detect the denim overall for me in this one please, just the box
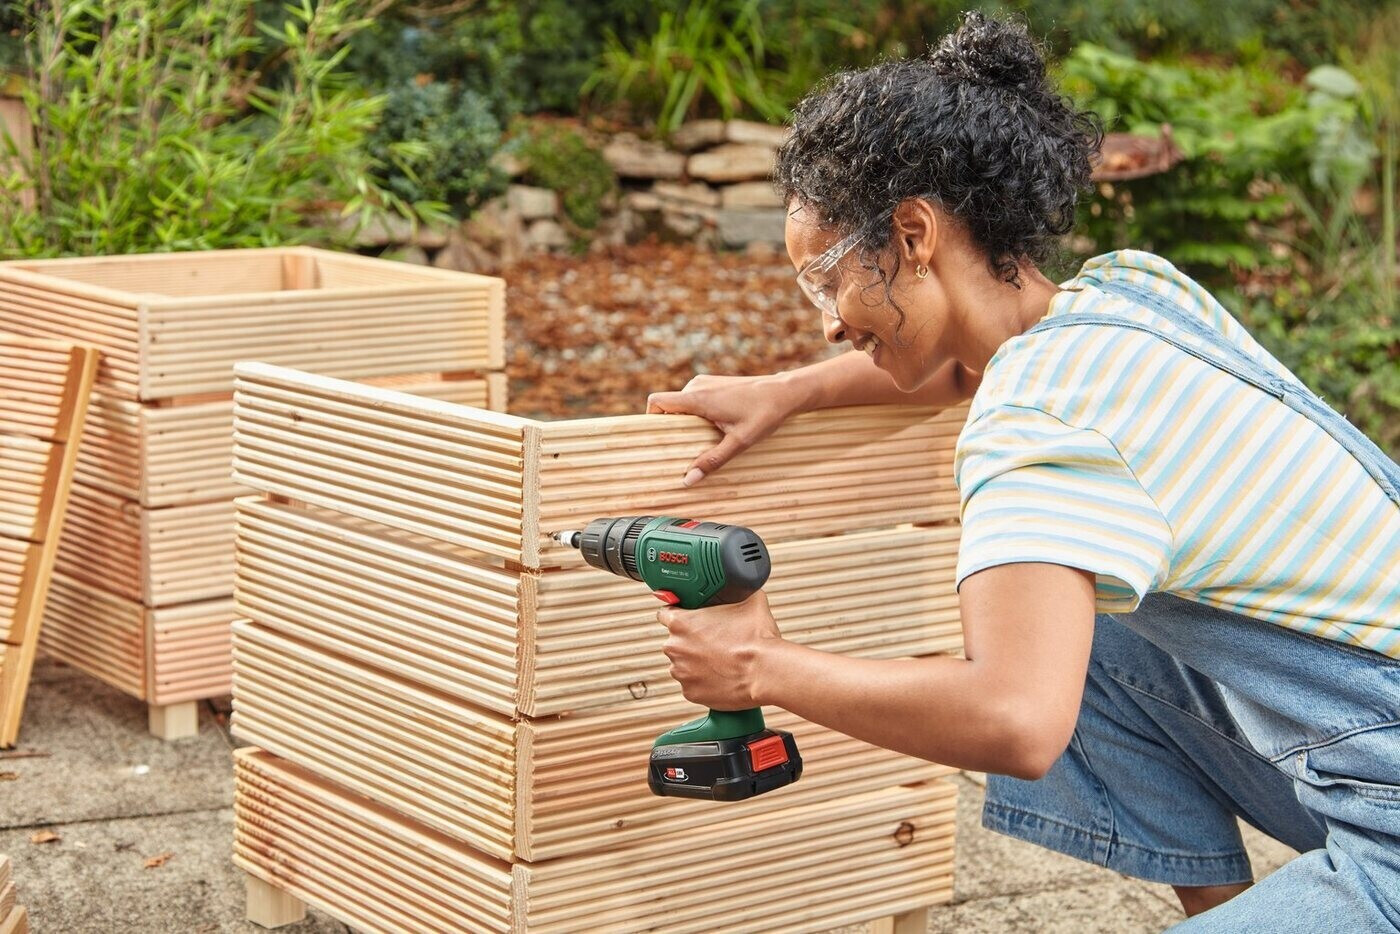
[981,281,1400,931]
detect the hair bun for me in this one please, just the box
[928,11,1047,95]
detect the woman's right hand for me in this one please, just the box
[646,373,802,486]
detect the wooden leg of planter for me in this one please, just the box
[147,701,198,740]
[246,874,306,928]
[871,907,928,934]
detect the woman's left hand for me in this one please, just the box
[657,591,784,709]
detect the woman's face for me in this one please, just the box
[785,203,953,392]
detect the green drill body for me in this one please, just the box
[554,516,803,800]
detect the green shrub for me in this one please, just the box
[1061,45,1371,274]
[0,0,442,258]
[368,80,507,218]
[513,122,616,230]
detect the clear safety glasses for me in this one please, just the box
[795,231,862,322]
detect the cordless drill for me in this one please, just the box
[551,516,803,801]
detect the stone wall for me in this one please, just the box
[357,119,792,273]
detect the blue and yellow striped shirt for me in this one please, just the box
[955,250,1400,657]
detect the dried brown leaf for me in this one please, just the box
[29,830,60,844]
[144,852,173,869]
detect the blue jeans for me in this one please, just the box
[985,594,1400,931]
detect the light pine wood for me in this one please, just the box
[0,905,25,934]
[231,363,966,569]
[234,749,956,934]
[38,572,235,704]
[870,908,929,934]
[147,700,198,740]
[0,248,502,400]
[0,336,98,747]
[245,872,306,928]
[231,620,954,862]
[235,498,963,718]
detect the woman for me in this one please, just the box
[646,12,1400,931]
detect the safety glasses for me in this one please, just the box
[795,231,862,322]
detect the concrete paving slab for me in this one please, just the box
[930,881,1186,932]
[0,807,347,933]
[0,673,232,828]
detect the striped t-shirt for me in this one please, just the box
[954,249,1400,657]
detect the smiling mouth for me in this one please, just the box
[856,335,881,358]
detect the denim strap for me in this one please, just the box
[1025,280,1400,508]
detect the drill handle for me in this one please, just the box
[654,707,766,746]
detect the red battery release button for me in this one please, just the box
[653,590,681,605]
[747,734,790,772]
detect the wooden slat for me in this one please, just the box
[0,248,503,400]
[231,364,966,569]
[37,572,146,700]
[234,748,954,934]
[232,364,534,561]
[0,337,99,746]
[0,333,93,442]
[235,500,962,717]
[147,598,236,704]
[54,486,235,606]
[75,376,497,508]
[231,620,952,862]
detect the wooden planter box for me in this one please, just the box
[0,247,508,737]
[230,364,967,928]
[0,247,504,400]
[235,749,956,934]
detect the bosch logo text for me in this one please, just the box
[658,551,689,565]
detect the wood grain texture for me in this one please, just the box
[235,748,955,934]
[231,620,953,862]
[232,363,966,569]
[0,336,98,746]
[235,499,962,717]
[0,248,503,399]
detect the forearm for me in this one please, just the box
[754,640,1041,777]
[772,350,977,413]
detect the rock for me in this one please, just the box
[381,244,430,265]
[603,136,685,179]
[463,198,509,250]
[433,230,500,274]
[725,120,790,149]
[526,218,571,251]
[507,184,559,221]
[720,181,783,209]
[652,181,721,208]
[687,144,775,183]
[412,223,451,250]
[717,208,786,248]
[491,150,526,178]
[661,208,706,239]
[348,213,415,247]
[623,190,663,213]
[670,119,727,151]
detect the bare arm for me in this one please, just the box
[776,350,981,412]
[658,562,1096,777]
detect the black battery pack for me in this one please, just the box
[648,728,803,801]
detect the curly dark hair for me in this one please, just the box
[775,11,1102,300]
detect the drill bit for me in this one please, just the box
[550,530,583,548]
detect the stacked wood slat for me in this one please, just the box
[230,365,968,932]
[0,248,505,736]
[0,855,28,934]
[0,333,98,747]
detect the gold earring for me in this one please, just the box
[916,264,930,279]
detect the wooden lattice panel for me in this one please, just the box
[0,248,504,400]
[234,748,956,934]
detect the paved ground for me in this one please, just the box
[1,659,1297,933]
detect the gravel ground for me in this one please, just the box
[503,241,840,418]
